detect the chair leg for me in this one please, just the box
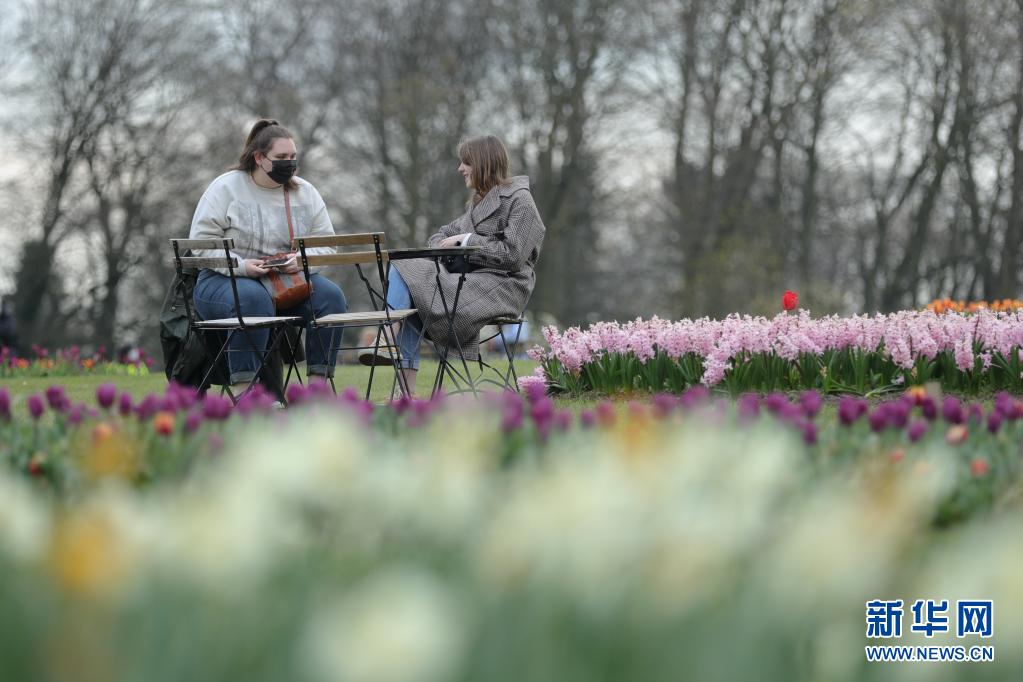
[309,322,339,395]
[279,325,304,394]
[499,325,522,391]
[365,325,383,401]
[225,324,288,405]
[199,329,234,396]
[381,322,412,398]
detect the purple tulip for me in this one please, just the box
[27,394,45,420]
[0,387,10,421]
[532,397,556,440]
[308,380,334,400]
[920,396,937,421]
[554,410,572,431]
[907,420,929,443]
[407,399,432,428]
[529,396,554,425]
[341,386,362,403]
[354,400,374,424]
[652,393,678,418]
[501,402,524,432]
[286,383,309,406]
[737,394,760,422]
[801,420,818,445]
[886,400,911,429]
[202,395,233,421]
[595,401,616,427]
[774,402,804,427]
[184,412,203,433]
[45,385,69,412]
[579,410,596,428]
[236,388,274,416]
[392,395,412,416]
[838,397,867,426]
[764,392,789,415]
[987,410,1004,434]
[134,395,159,421]
[96,383,117,409]
[994,391,1014,418]
[942,397,964,424]
[799,391,823,418]
[119,393,134,417]
[968,403,984,425]
[868,406,888,433]
[521,380,546,403]
[680,385,710,409]
[67,404,85,426]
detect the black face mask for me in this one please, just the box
[265,159,297,184]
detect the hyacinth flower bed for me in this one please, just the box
[0,345,154,378]
[532,309,1023,397]
[0,383,1021,680]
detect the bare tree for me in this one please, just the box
[494,0,633,325]
[11,0,205,347]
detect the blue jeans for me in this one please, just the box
[194,270,347,383]
[386,267,424,370]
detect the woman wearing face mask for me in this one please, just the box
[360,135,545,395]
[189,118,347,393]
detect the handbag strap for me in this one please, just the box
[280,186,307,289]
[283,186,296,241]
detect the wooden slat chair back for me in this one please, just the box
[292,232,417,398]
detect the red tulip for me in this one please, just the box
[782,290,799,311]
[970,457,989,477]
[154,411,176,437]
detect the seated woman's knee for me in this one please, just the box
[235,278,275,316]
[311,274,347,314]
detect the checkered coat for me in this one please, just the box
[391,176,545,360]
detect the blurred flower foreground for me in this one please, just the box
[1,385,1022,681]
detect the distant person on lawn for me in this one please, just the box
[188,119,347,393]
[0,297,17,352]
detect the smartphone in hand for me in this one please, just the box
[262,255,296,269]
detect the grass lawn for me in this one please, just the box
[0,359,540,408]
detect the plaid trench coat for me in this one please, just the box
[391,176,545,361]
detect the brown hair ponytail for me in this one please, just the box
[233,118,298,190]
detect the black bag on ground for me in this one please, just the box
[159,268,223,389]
[159,269,305,398]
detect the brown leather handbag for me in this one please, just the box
[265,187,311,310]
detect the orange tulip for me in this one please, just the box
[970,457,990,477]
[153,411,175,436]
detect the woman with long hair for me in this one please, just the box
[360,135,546,395]
[188,119,347,393]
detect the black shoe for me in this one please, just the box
[358,347,397,367]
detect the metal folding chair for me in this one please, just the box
[170,238,303,404]
[293,232,418,399]
[475,316,526,391]
[426,315,526,395]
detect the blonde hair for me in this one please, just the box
[458,135,510,205]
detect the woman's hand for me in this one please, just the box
[439,233,471,248]
[279,253,301,274]
[245,259,270,277]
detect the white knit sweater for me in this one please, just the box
[188,170,336,276]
